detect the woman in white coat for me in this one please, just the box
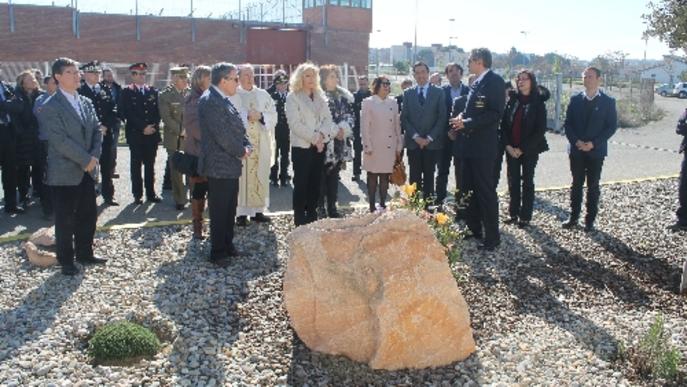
[361,76,403,212]
[285,62,338,226]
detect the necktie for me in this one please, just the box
[418,87,425,106]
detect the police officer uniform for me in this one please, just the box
[78,60,120,205]
[268,72,291,186]
[118,62,162,204]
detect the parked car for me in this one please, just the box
[672,82,687,98]
[655,83,674,97]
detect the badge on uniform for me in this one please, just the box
[475,95,486,109]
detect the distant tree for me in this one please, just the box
[416,49,435,67]
[393,61,410,74]
[643,0,687,54]
[680,69,687,82]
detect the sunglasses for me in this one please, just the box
[380,81,391,86]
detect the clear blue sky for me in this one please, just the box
[13,0,674,60]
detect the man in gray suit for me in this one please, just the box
[37,57,106,276]
[401,61,447,203]
[198,63,252,268]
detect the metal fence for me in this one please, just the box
[4,0,303,23]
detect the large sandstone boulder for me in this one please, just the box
[284,209,476,370]
[24,227,57,267]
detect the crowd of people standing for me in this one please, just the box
[3,46,685,275]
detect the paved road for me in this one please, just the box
[1,95,684,239]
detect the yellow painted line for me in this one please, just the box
[0,174,679,245]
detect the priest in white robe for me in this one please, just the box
[235,64,277,225]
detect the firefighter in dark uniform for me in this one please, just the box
[268,70,291,186]
[119,62,162,204]
[78,60,120,206]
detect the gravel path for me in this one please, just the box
[0,178,685,385]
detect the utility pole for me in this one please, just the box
[413,0,418,63]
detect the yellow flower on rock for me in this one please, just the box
[403,183,417,197]
[435,212,449,225]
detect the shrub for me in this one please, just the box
[634,314,682,380]
[88,321,161,365]
[617,99,666,128]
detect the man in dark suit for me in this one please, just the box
[396,78,413,116]
[401,61,447,202]
[0,77,23,214]
[78,60,120,206]
[268,70,291,186]
[669,108,687,232]
[452,48,506,251]
[436,63,470,204]
[562,67,617,232]
[37,57,106,275]
[198,63,252,267]
[102,67,122,179]
[352,75,371,182]
[118,62,162,205]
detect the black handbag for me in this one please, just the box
[172,150,198,176]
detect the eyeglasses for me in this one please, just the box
[380,81,391,86]
[131,71,146,76]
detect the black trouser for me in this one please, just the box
[569,153,604,225]
[53,174,97,265]
[494,142,506,189]
[436,138,454,203]
[100,134,115,201]
[462,157,500,244]
[111,125,120,174]
[352,125,362,177]
[39,141,52,216]
[292,146,325,226]
[0,124,18,209]
[129,142,158,199]
[506,153,539,221]
[270,125,290,182]
[407,148,439,203]
[191,180,209,200]
[319,162,341,215]
[678,153,687,225]
[17,155,42,203]
[207,177,239,260]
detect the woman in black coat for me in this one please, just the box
[500,69,549,228]
[13,71,42,208]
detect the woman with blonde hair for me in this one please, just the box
[285,62,337,226]
[183,65,212,239]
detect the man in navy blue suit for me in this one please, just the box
[452,48,505,251]
[436,63,470,204]
[562,67,617,232]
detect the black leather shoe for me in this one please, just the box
[4,206,25,214]
[352,175,360,182]
[270,179,279,186]
[667,222,687,232]
[478,240,501,251]
[228,247,245,257]
[112,173,120,179]
[236,216,248,227]
[463,232,483,240]
[77,256,107,265]
[133,198,143,205]
[104,199,120,206]
[61,264,80,276]
[280,178,289,187]
[147,196,162,203]
[517,220,530,229]
[504,217,518,225]
[251,213,271,223]
[561,218,579,229]
[175,203,186,211]
[584,223,595,233]
[211,257,231,268]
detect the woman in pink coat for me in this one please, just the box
[361,75,403,212]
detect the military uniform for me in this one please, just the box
[78,60,120,205]
[158,67,190,208]
[118,62,162,203]
[268,73,290,186]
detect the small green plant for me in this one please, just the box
[391,183,468,274]
[88,321,161,365]
[634,314,682,380]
